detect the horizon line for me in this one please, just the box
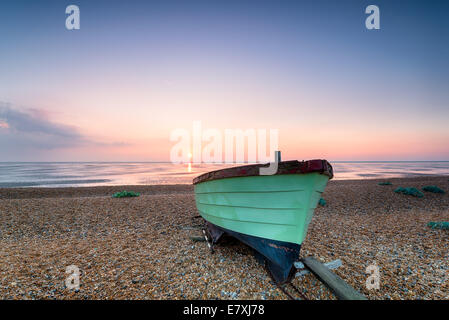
[1,160,449,164]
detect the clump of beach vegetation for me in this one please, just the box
[422,186,445,194]
[318,198,326,206]
[427,222,449,230]
[394,187,424,198]
[112,191,140,198]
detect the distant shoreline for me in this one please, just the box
[0,175,448,198]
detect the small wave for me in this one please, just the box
[0,179,111,188]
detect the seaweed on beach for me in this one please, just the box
[422,186,445,194]
[378,182,392,186]
[427,222,449,230]
[318,198,326,206]
[394,187,424,198]
[112,191,140,198]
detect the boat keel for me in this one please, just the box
[204,222,301,284]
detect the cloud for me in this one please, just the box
[0,103,129,159]
[2,103,81,135]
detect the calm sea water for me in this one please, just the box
[0,162,448,188]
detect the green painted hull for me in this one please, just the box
[194,172,330,245]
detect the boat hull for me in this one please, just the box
[194,172,329,245]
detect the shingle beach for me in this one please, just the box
[0,176,448,300]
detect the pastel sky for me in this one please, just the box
[0,0,448,161]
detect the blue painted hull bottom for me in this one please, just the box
[205,221,301,284]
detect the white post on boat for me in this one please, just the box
[259,150,281,175]
[275,150,281,162]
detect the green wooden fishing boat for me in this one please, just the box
[193,158,333,284]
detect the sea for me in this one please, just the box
[0,162,448,188]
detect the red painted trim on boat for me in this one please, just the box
[193,160,333,185]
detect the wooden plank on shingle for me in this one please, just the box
[302,256,367,300]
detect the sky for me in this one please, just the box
[0,0,448,162]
